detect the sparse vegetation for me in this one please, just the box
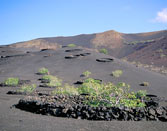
[4,77,19,86]
[67,44,76,47]
[82,70,91,77]
[160,54,166,58]
[42,75,53,82]
[125,39,155,45]
[99,48,108,54]
[38,67,49,75]
[45,75,62,87]
[51,76,146,108]
[156,49,163,53]
[18,84,36,93]
[78,79,146,107]
[111,70,123,78]
[52,84,79,95]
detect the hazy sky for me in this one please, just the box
[0,0,167,45]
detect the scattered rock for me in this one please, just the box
[7,91,26,95]
[80,53,91,56]
[65,49,83,52]
[74,81,83,85]
[96,58,114,62]
[39,84,57,88]
[40,49,51,52]
[15,95,167,121]
[65,55,79,59]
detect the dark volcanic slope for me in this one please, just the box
[126,36,167,67]
[10,30,167,68]
[0,46,167,97]
[0,46,167,130]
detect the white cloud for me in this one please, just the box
[154,8,167,23]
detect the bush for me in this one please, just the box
[111,70,123,78]
[4,77,19,86]
[67,44,76,47]
[38,67,49,75]
[52,84,79,95]
[42,75,53,82]
[18,84,36,93]
[82,70,91,77]
[99,48,108,54]
[160,54,166,58]
[45,76,62,87]
[78,79,146,107]
[50,77,147,108]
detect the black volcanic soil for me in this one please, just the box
[0,45,167,131]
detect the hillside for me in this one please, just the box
[9,30,167,68]
[0,45,167,130]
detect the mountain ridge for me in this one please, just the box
[9,29,167,68]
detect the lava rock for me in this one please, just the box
[65,55,79,59]
[7,91,26,95]
[96,58,114,62]
[65,49,83,52]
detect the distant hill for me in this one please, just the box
[10,30,167,67]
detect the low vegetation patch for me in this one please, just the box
[67,44,76,47]
[111,70,123,78]
[52,84,79,95]
[18,84,36,93]
[4,77,19,86]
[41,75,53,82]
[99,48,108,54]
[82,70,91,77]
[160,54,166,58]
[124,39,155,45]
[40,75,62,87]
[50,77,146,108]
[38,67,49,75]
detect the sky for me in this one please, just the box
[0,0,167,45]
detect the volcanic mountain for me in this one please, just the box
[10,30,167,68]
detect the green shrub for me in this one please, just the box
[38,67,49,75]
[50,76,147,108]
[42,75,54,82]
[4,77,19,86]
[82,70,91,77]
[111,70,123,78]
[157,49,163,53]
[136,90,146,99]
[67,44,76,47]
[52,84,79,95]
[45,76,62,87]
[99,48,108,54]
[78,78,102,95]
[160,54,166,58]
[18,84,36,93]
[78,79,146,107]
